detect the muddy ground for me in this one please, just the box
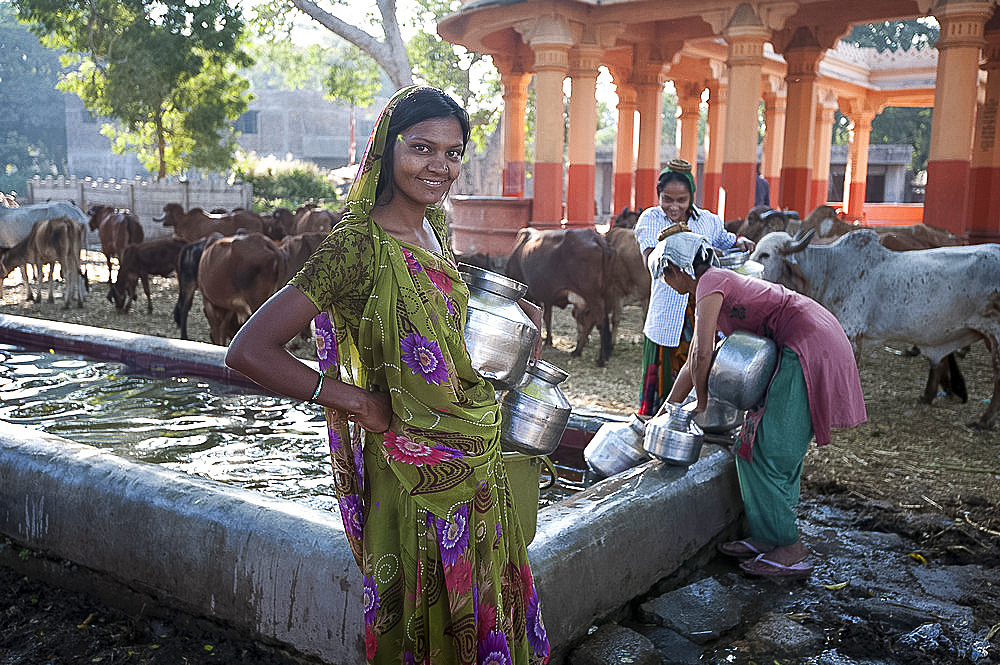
[1,250,998,664]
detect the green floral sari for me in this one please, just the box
[289,86,549,665]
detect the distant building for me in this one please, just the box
[64,89,384,179]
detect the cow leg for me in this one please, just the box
[20,265,35,302]
[173,284,197,340]
[543,305,554,346]
[921,359,945,404]
[972,337,1000,429]
[141,275,153,314]
[106,255,114,284]
[45,262,56,303]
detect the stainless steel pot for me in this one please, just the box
[499,360,572,456]
[693,396,744,434]
[707,331,778,410]
[583,413,650,478]
[460,264,539,389]
[717,248,750,270]
[643,413,704,466]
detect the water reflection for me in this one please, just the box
[0,344,575,511]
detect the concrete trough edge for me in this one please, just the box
[0,313,741,663]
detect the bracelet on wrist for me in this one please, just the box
[309,371,325,402]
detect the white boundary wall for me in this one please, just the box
[25,175,252,243]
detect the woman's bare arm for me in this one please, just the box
[226,285,391,433]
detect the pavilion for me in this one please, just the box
[438,0,1000,244]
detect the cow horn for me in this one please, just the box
[783,229,815,254]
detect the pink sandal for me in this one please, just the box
[739,554,814,580]
[717,539,774,558]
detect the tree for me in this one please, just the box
[325,45,382,164]
[14,0,254,180]
[0,3,67,194]
[843,19,938,52]
[284,0,413,89]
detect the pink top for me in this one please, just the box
[697,268,867,445]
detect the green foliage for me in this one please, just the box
[843,19,938,52]
[871,107,933,172]
[13,0,253,179]
[0,4,67,195]
[246,41,337,91]
[325,45,382,109]
[232,152,341,211]
[405,0,500,153]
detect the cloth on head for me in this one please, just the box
[649,230,719,279]
[660,157,696,195]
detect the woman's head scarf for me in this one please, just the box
[345,84,420,214]
[649,225,719,279]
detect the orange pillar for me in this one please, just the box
[809,99,837,212]
[677,82,702,168]
[499,69,531,197]
[703,79,727,213]
[924,3,992,236]
[778,45,823,215]
[566,47,601,226]
[612,83,637,213]
[969,26,1000,244]
[843,109,874,220]
[530,39,570,227]
[635,76,664,209]
[762,88,785,200]
[721,26,768,220]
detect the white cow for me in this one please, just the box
[750,228,1000,429]
[0,201,89,248]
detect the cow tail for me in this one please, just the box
[600,237,614,364]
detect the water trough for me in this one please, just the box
[0,313,742,664]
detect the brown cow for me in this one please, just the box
[505,227,614,366]
[110,238,186,313]
[278,231,329,284]
[87,205,144,284]
[604,226,650,337]
[155,203,264,242]
[0,216,85,308]
[197,232,285,345]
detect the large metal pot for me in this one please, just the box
[460,264,539,389]
[583,413,650,478]
[708,331,779,410]
[643,413,704,466]
[499,360,572,456]
[693,396,744,434]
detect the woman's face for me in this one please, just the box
[658,181,691,223]
[390,116,465,207]
[661,263,695,294]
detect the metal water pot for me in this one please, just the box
[460,264,539,389]
[499,360,572,456]
[708,331,779,410]
[584,413,650,478]
[643,412,704,466]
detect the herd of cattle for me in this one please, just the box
[0,199,997,429]
[0,201,342,346]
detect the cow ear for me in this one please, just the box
[782,260,810,293]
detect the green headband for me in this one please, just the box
[659,158,696,195]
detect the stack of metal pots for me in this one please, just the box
[459,264,572,456]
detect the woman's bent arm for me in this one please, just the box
[226,285,391,433]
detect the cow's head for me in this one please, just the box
[749,230,814,293]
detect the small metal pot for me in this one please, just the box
[584,413,650,478]
[643,413,704,466]
[708,331,778,410]
[498,360,572,456]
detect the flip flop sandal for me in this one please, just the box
[717,539,774,558]
[739,554,814,580]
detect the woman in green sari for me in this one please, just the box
[226,86,549,664]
